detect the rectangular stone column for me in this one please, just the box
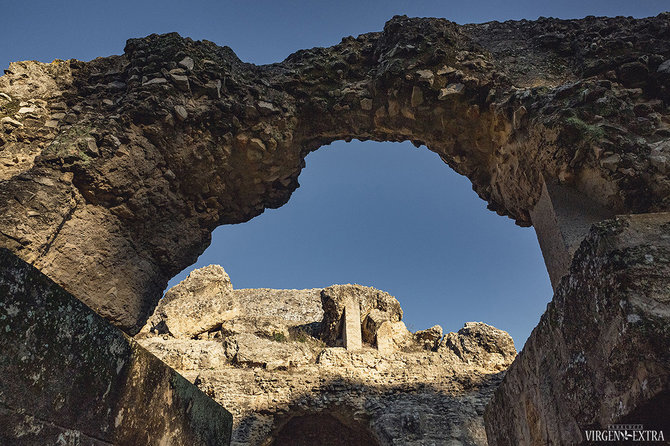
[530,179,613,289]
[343,298,362,351]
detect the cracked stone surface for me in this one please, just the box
[0,248,232,446]
[485,213,670,444]
[1,14,670,332]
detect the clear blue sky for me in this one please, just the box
[2,1,666,347]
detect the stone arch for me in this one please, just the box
[0,14,668,333]
[265,411,381,446]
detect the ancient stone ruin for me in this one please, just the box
[1,11,669,445]
[137,266,516,445]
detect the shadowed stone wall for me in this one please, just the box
[530,179,614,287]
[485,213,670,444]
[0,248,232,446]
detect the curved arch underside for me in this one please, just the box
[0,14,669,332]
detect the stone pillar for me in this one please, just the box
[342,297,362,351]
[485,213,670,444]
[530,179,613,289]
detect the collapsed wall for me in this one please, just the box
[136,267,516,445]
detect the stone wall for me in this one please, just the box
[484,213,670,444]
[0,248,232,445]
[137,267,516,445]
[1,12,669,444]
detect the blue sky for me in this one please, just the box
[2,1,667,346]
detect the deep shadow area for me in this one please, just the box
[269,413,381,446]
[619,389,670,432]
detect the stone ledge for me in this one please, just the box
[0,248,232,445]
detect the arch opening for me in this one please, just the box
[165,139,553,347]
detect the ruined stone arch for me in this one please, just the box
[2,12,670,446]
[1,14,668,335]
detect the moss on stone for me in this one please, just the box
[564,116,605,143]
[0,99,20,117]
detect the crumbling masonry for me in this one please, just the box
[1,12,670,445]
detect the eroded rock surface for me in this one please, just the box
[440,322,517,370]
[320,284,403,346]
[137,266,516,445]
[485,213,670,444]
[2,14,670,332]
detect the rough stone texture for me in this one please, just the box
[0,248,232,446]
[321,284,403,346]
[485,213,670,445]
[530,179,615,288]
[376,320,414,354]
[439,322,518,370]
[140,264,237,338]
[221,288,324,343]
[415,324,444,351]
[137,268,517,445]
[2,14,670,332]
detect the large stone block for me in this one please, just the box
[342,297,363,351]
[140,264,238,339]
[485,213,670,444]
[320,284,402,347]
[0,248,232,445]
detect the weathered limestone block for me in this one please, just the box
[223,333,316,370]
[376,320,413,354]
[485,213,670,445]
[342,297,363,351]
[141,264,238,338]
[414,324,443,351]
[321,284,403,346]
[361,308,392,345]
[0,248,232,446]
[141,276,325,343]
